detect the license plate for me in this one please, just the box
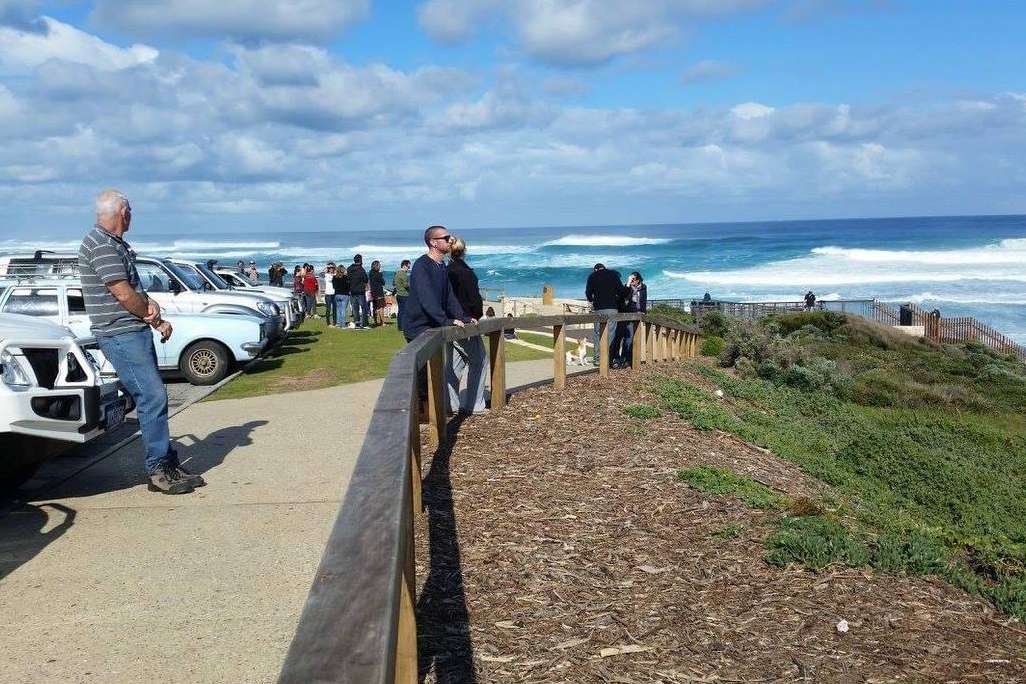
[104,401,125,430]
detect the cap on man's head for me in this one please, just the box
[594,263,605,270]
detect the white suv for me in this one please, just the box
[0,253,286,341]
[1,313,133,488]
[171,260,300,331]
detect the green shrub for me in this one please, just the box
[700,335,725,357]
[677,466,787,509]
[712,523,744,540]
[769,311,848,337]
[765,515,870,570]
[648,304,695,326]
[698,310,729,337]
[623,403,662,419]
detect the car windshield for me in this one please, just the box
[195,264,231,290]
[164,260,206,291]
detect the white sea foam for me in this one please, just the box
[664,236,1026,288]
[898,292,1026,306]
[541,234,672,247]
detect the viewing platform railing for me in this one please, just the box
[276,312,700,683]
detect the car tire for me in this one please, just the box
[180,340,230,386]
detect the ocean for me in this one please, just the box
[3,214,1026,342]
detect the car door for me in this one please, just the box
[63,285,93,338]
[135,260,194,314]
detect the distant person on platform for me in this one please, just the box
[393,259,411,333]
[246,261,259,284]
[347,254,370,329]
[804,290,817,311]
[446,235,487,415]
[236,259,246,275]
[79,189,203,495]
[369,260,387,327]
[585,263,627,366]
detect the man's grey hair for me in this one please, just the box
[95,189,129,218]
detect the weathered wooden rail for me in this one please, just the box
[276,312,701,683]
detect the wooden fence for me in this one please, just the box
[276,312,701,683]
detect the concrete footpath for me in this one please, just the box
[0,358,589,684]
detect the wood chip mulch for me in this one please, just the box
[414,363,1026,683]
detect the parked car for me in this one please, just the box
[214,267,305,315]
[171,259,301,330]
[0,253,286,341]
[1,313,134,488]
[0,279,273,386]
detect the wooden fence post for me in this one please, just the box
[394,531,417,684]
[650,324,660,363]
[672,330,681,360]
[553,323,566,390]
[408,399,422,515]
[631,319,644,370]
[426,348,446,448]
[599,318,610,378]
[489,331,506,411]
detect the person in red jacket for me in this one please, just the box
[303,264,319,319]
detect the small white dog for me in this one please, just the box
[566,337,589,365]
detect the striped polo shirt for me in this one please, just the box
[78,225,149,338]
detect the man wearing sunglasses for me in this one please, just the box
[401,225,468,343]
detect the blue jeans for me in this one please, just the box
[446,337,487,413]
[323,293,336,325]
[351,294,369,327]
[592,308,619,365]
[334,294,350,326]
[96,328,171,474]
[613,321,636,365]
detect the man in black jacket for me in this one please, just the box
[347,254,370,329]
[585,263,626,366]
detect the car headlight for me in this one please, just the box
[257,300,277,316]
[1,349,33,388]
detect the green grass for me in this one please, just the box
[656,347,1026,619]
[623,403,662,419]
[209,307,550,401]
[712,523,744,540]
[677,465,787,510]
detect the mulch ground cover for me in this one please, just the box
[414,362,1026,683]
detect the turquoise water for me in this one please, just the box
[5,214,1026,341]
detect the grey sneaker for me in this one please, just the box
[172,464,206,488]
[147,464,194,495]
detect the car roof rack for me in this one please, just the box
[0,262,82,283]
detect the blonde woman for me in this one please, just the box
[445,235,487,414]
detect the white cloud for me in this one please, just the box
[0,16,157,72]
[93,0,370,43]
[731,102,775,119]
[418,0,768,65]
[681,59,741,83]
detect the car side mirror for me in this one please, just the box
[169,279,182,295]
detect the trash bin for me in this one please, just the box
[899,304,913,326]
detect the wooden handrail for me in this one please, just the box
[277,313,700,683]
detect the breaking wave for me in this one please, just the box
[541,234,672,247]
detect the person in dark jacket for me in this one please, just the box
[332,265,350,328]
[347,254,370,329]
[445,236,487,414]
[585,263,627,366]
[402,226,467,409]
[369,260,387,327]
[612,271,648,368]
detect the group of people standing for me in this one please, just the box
[585,263,648,368]
[288,256,410,330]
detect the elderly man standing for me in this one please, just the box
[78,189,203,494]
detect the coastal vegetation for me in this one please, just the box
[663,311,1026,619]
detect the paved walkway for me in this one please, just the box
[0,359,589,683]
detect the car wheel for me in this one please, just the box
[180,340,230,386]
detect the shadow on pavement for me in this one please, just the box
[18,420,269,502]
[416,414,477,684]
[0,502,76,582]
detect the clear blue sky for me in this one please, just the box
[1,1,1025,235]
